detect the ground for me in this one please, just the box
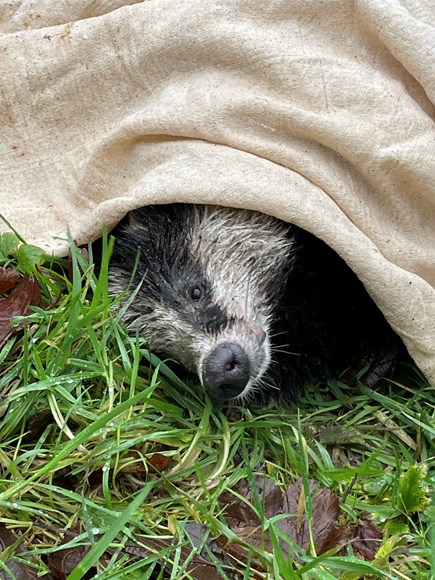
[0,233,433,579]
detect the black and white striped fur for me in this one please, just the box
[109,204,392,405]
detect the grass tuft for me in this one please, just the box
[0,233,433,578]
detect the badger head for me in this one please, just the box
[109,204,294,402]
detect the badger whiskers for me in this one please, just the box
[270,345,301,357]
[109,202,395,405]
[109,203,293,402]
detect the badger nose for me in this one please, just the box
[202,343,250,400]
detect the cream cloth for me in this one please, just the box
[1,0,434,381]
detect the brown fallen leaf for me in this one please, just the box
[147,452,173,473]
[0,270,41,348]
[220,476,384,565]
[46,525,236,580]
[0,524,56,579]
[324,518,382,560]
[340,336,403,389]
[220,477,340,558]
[0,266,19,294]
[181,523,239,579]
[113,451,173,475]
[351,520,382,560]
[47,543,100,580]
[361,338,402,388]
[48,475,379,578]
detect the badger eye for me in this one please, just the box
[190,285,203,300]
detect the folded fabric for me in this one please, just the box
[0,0,434,381]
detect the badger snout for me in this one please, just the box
[202,343,251,400]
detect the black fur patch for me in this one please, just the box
[111,204,229,333]
[109,203,402,405]
[266,227,396,400]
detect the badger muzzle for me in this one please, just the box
[202,342,251,399]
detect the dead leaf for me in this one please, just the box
[0,267,19,294]
[115,451,173,476]
[46,524,236,580]
[362,338,402,388]
[323,518,382,560]
[220,476,384,566]
[351,520,382,560]
[221,477,340,557]
[47,543,100,579]
[0,271,41,348]
[147,452,172,472]
[340,336,403,388]
[0,524,52,579]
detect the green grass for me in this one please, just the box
[0,235,433,579]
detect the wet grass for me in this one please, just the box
[0,236,433,579]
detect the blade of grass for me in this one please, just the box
[66,480,155,580]
[0,386,155,500]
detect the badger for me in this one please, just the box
[109,204,394,404]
